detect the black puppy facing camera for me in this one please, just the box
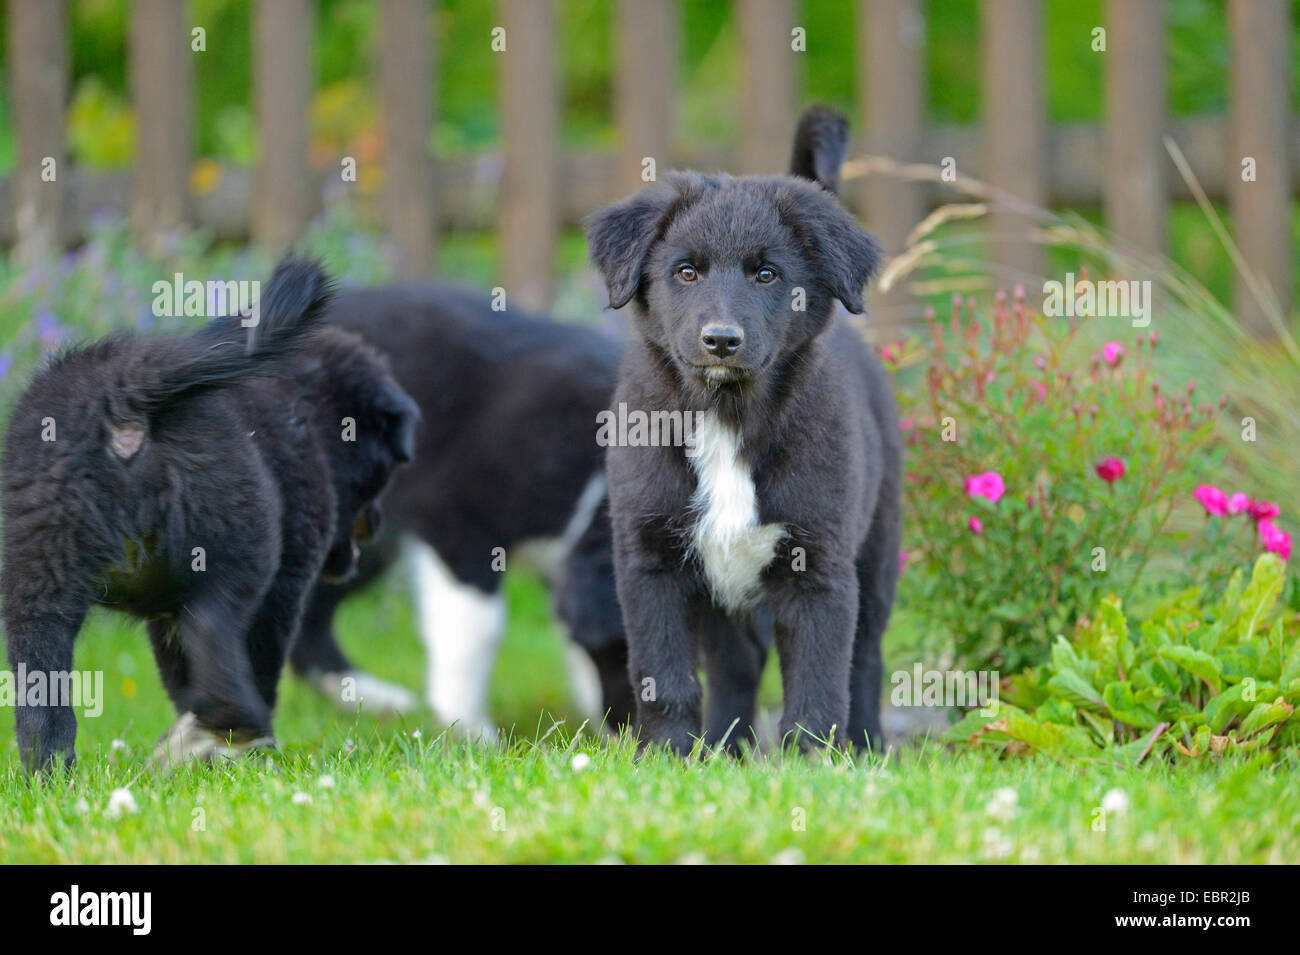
[1,258,417,770]
[585,108,902,755]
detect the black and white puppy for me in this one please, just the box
[287,284,638,736]
[584,108,901,754]
[1,259,418,770]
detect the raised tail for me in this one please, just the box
[788,105,850,196]
[129,257,334,415]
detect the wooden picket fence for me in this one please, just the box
[2,0,1294,329]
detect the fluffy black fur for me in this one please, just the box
[584,107,902,754]
[1,258,418,770]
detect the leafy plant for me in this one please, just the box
[944,554,1300,762]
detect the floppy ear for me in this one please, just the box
[378,379,419,463]
[583,185,680,310]
[785,186,882,315]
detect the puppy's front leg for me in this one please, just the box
[6,609,87,771]
[617,565,700,755]
[770,578,857,752]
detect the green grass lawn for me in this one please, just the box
[2,570,1298,864]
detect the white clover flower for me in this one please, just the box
[981,826,1012,860]
[985,786,1018,822]
[1101,788,1130,816]
[771,848,804,865]
[291,791,312,806]
[318,774,336,789]
[110,739,128,752]
[106,788,137,818]
[570,752,591,772]
[74,797,91,815]
[410,729,422,740]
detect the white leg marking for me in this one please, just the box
[310,669,418,717]
[407,539,506,740]
[689,413,784,612]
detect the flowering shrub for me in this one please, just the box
[896,284,1272,672]
[944,554,1300,761]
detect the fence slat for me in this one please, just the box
[1105,0,1166,259]
[130,0,192,251]
[499,0,560,311]
[1229,0,1292,336]
[738,0,796,175]
[7,0,67,263]
[615,0,677,197]
[379,0,435,277]
[982,0,1045,283]
[253,0,313,252]
[861,0,924,330]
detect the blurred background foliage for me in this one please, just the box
[0,0,1293,308]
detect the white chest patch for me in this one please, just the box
[688,413,785,612]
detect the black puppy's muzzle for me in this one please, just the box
[320,503,383,583]
[700,324,744,358]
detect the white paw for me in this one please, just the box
[154,712,275,767]
[311,669,419,716]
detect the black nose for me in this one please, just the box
[701,325,744,358]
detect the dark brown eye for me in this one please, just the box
[677,264,698,282]
[756,266,777,284]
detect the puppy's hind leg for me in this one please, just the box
[847,502,902,755]
[154,576,275,766]
[407,539,505,741]
[5,603,89,772]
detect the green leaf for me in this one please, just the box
[1102,681,1161,730]
[1234,553,1286,642]
[1160,645,1223,693]
[1238,697,1295,738]
[1046,668,1105,709]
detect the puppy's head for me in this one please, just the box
[584,171,880,391]
[309,327,419,582]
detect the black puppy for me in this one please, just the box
[287,283,637,735]
[1,259,418,770]
[584,108,901,754]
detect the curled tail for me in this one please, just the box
[129,257,334,415]
[788,105,849,196]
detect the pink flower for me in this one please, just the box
[1095,458,1125,483]
[1103,342,1126,367]
[965,471,1006,504]
[969,516,983,534]
[881,342,902,364]
[1193,485,1229,516]
[1029,380,1047,402]
[1247,499,1280,522]
[898,551,910,572]
[1228,492,1249,515]
[1259,519,1291,560]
